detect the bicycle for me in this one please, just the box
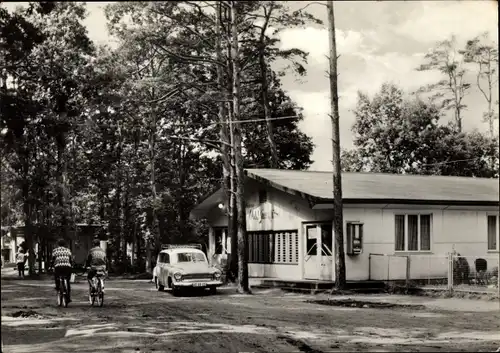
[88,269,105,307]
[56,274,70,308]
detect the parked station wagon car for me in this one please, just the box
[153,244,223,295]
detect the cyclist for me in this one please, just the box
[51,238,73,302]
[85,239,107,293]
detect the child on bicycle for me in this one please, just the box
[85,239,107,293]
[51,238,74,302]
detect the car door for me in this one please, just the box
[155,254,162,281]
[160,253,171,284]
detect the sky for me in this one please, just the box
[4,1,499,171]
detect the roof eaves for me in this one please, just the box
[318,198,500,206]
[245,170,325,208]
[195,186,224,208]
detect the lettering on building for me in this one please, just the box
[246,206,278,223]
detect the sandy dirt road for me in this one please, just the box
[2,275,500,353]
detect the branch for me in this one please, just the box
[146,86,182,104]
[130,48,159,76]
[170,136,230,150]
[154,42,226,68]
[178,91,219,119]
[476,62,490,102]
[295,2,327,12]
[149,6,218,52]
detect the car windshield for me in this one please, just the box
[177,252,206,263]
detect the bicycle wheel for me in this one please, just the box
[89,282,95,306]
[61,278,68,308]
[97,278,104,307]
[57,278,63,307]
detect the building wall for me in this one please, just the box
[1,235,25,263]
[205,180,499,282]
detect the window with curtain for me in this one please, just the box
[395,215,405,251]
[395,214,432,252]
[487,215,498,251]
[420,215,431,251]
[408,215,418,251]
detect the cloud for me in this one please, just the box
[396,1,498,45]
[279,27,368,63]
[277,25,448,171]
[288,90,353,171]
[339,52,442,106]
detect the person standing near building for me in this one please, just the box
[16,248,27,278]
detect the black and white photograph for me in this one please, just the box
[1,1,499,352]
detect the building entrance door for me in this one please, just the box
[303,223,334,281]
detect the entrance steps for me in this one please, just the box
[250,277,386,294]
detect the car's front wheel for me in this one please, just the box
[172,285,181,297]
[157,278,165,292]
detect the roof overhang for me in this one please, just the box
[312,199,500,210]
[244,170,321,208]
[190,171,500,219]
[190,188,226,220]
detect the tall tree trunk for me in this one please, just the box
[148,116,159,273]
[216,2,237,280]
[259,51,278,169]
[131,221,137,269]
[117,122,127,265]
[122,181,129,266]
[258,5,279,169]
[38,238,43,274]
[226,4,239,279]
[487,63,494,137]
[21,148,35,276]
[115,170,123,264]
[327,0,346,290]
[178,142,187,240]
[230,1,250,294]
[23,209,35,276]
[146,241,152,274]
[56,131,69,240]
[229,169,238,279]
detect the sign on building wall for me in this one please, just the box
[246,204,278,223]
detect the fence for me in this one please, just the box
[369,253,499,295]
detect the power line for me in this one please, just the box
[73,113,317,129]
[203,114,303,126]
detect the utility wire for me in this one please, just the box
[71,113,317,129]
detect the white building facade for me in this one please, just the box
[191,169,500,283]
